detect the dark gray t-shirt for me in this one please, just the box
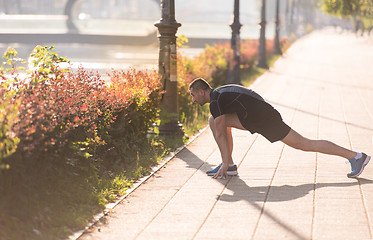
[209,84,266,120]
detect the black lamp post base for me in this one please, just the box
[148,121,184,137]
[159,121,184,136]
[256,61,269,69]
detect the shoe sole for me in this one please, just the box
[207,170,238,176]
[348,155,371,178]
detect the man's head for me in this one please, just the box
[189,78,212,106]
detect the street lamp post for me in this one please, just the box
[64,0,79,33]
[154,0,184,136]
[230,0,242,85]
[274,0,282,55]
[257,0,269,69]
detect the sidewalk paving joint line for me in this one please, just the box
[134,149,216,240]
[340,85,373,238]
[250,143,286,240]
[357,80,373,238]
[192,135,259,240]
[311,90,321,240]
[251,84,307,240]
[192,173,232,240]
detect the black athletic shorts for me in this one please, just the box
[235,95,291,143]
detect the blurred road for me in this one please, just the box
[0,15,276,74]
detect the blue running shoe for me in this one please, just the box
[348,157,356,172]
[347,153,371,178]
[206,163,238,176]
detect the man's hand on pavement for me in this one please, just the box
[213,162,229,179]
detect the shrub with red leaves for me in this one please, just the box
[13,67,161,153]
[0,46,162,158]
[106,68,162,140]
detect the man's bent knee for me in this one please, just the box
[209,114,245,131]
[225,113,245,130]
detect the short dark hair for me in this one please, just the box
[189,78,212,91]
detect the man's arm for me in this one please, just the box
[213,115,233,179]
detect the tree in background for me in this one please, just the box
[285,0,321,39]
[321,0,373,35]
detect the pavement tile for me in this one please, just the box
[254,223,312,240]
[313,223,370,240]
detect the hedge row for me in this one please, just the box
[0,38,290,168]
[0,46,162,168]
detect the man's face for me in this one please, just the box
[190,88,206,106]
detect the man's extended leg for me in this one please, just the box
[281,129,371,178]
[281,129,356,159]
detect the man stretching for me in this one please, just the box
[189,78,370,179]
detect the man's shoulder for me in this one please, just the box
[214,84,265,101]
[210,85,243,104]
[215,84,244,91]
[214,84,253,96]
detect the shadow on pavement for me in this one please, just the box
[220,176,373,203]
[178,147,373,240]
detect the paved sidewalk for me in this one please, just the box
[78,29,373,240]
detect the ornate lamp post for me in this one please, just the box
[230,0,242,85]
[274,0,282,55]
[257,0,269,69]
[154,0,184,136]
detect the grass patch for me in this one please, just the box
[181,105,210,138]
[0,137,171,240]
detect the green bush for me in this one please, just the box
[0,47,23,169]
